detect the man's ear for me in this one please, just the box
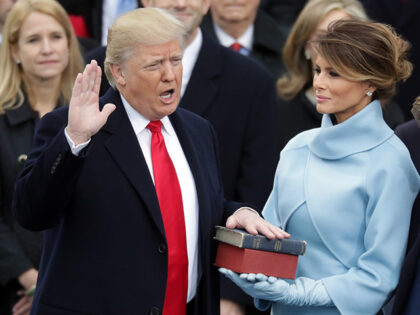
[109,63,126,87]
[141,0,151,7]
[202,0,211,15]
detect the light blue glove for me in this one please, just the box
[219,268,333,307]
[219,268,259,297]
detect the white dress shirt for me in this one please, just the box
[65,94,199,302]
[213,22,254,55]
[102,0,137,45]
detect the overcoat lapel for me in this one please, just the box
[180,32,221,116]
[100,89,165,237]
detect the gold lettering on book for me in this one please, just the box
[274,240,282,251]
[253,238,261,249]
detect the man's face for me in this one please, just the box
[0,0,16,31]
[210,0,259,25]
[142,0,210,36]
[112,39,183,121]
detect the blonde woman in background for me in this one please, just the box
[0,0,83,314]
[274,0,404,151]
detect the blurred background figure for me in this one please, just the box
[201,0,287,78]
[362,0,420,121]
[0,0,17,45]
[259,0,306,32]
[275,0,404,152]
[391,98,420,315]
[57,0,140,46]
[0,0,84,314]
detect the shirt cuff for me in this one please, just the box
[64,128,91,156]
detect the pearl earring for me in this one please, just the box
[304,49,311,60]
[16,59,21,65]
[366,91,373,97]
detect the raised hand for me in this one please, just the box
[66,60,116,145]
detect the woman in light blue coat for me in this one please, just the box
[221,20,420,315]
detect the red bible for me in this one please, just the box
[214,242,299,279]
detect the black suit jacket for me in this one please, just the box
[201,10,287,78]
[85,32,279,211]
[259,0,306,31]
[0,101,43,313]
[13,89,244,315]
[391,119,420,314]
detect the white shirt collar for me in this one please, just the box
[120,93,175,137]
[213,22,254,51]
[181,28,203,96]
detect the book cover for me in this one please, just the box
[214,242,298,279]
[214,225,306,255]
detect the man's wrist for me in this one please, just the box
[234,207,260,217]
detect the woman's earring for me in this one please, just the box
[366,91,373,97]
[16,59,21,64]
[304,49,311,60]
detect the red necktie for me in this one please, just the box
[230,42,242,52]
[147,121,188,315]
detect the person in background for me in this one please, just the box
[57,0,140,46]
[0,0,84,314]
[391,98,420,315]
[361,0,420,121]
[0,0,16,45]
[259,0,306,32]
[221,19,420,315]
[12,7,286,315]
[201,0,287,78]
[274,0,404,152]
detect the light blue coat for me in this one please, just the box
[261,100,420,315]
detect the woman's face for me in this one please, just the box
[12,11,69,83]
[313,54,373,123]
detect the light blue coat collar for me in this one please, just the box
[308,100,393,160]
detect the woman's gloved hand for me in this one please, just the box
[219,268,333,307]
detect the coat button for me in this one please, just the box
[158,243,167,254]
[17,154,27,164]
[150,306,160,315]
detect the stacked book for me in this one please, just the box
[213,225,306,279]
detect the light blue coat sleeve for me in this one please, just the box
[322,139,420,315]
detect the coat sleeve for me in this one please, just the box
[322,145,420,315]
[0,217,35,284]
[13,108,87,231]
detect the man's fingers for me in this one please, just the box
[86,61,99,92]
[101,103,116,119]
[71,73,83,99]
[225,214,240,229]
[80,63,91,94]
[93,65,102,95]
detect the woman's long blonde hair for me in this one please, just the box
[277,0,368,101]
[0,0,84,114]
